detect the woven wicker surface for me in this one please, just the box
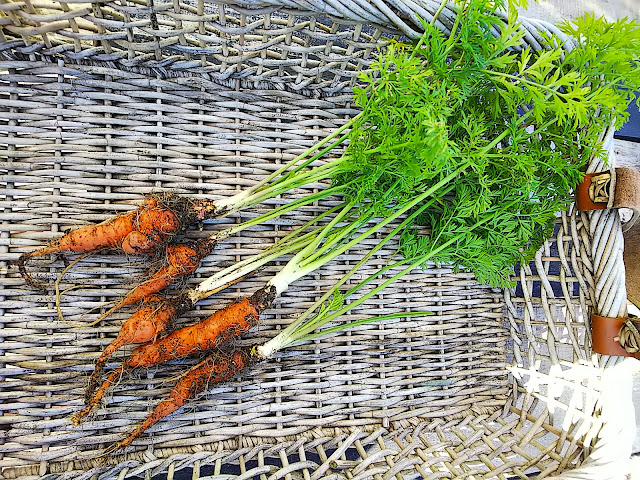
[0,1,633,479]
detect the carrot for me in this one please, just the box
[123,297,259,365]
[105,347,256,451]
[121,199,181,255]
[74,297,260,423]
[84,294,180,404]
[17,195,185,290]
[18,211,136,289]
[92,239,217,322]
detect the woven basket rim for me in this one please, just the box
[0,1,634,479]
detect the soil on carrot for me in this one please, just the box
[15,193,196,291]
[249,285,277,313]
[104,346,259,453]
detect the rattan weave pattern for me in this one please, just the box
[0,1,633,479]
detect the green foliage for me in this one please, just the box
[557,14,640,128]
[332,0,639,288]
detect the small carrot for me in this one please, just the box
[17,195,184,290]
[92,239,217,323]
[84,294,181,404]
[105,347,257,451]
[74,297,260,423]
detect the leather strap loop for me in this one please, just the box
[576,167,640,230]
[591,314,640,358]
[612,167,640,229]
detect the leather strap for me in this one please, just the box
[591,314,640,358]
[576,167,640,230]
[624,221,640,309]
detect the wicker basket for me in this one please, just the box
[0,1,636,479]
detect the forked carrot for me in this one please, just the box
[73,297,260,424]
[84,294,181,403]
[93,239,215,322]
[104,347,256,452]
[17,195,185,290]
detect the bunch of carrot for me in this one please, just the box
[15,0,640,459]
[14,138,358,452]
[75,197,441,453]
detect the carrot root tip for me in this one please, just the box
[96,443,122,464]
[15,254,49,293]
[71,413,83,426]
[71,401,97,425]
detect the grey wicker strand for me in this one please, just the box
[587,129,628,321]
[617,318,640,353]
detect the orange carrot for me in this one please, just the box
[84,294,179,403]
[94,239,217,322]
[121,200,181,255]
[17,196,184,290]
[124,297,258,366]
[18,211,136,288]
[74,297,259,423]
[105,347,256,451]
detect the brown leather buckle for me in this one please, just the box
[591,314,640,358]
[576,168,640,230]
[576,172,612,210]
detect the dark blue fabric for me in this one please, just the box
[615,95,640,142]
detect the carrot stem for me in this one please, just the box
[239,116,358,196]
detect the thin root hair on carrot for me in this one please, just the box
[54,253,94,326]
[83,294,179,404]
[15,253,55,293]
[106,346,257,452]
[78,297,261,422]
